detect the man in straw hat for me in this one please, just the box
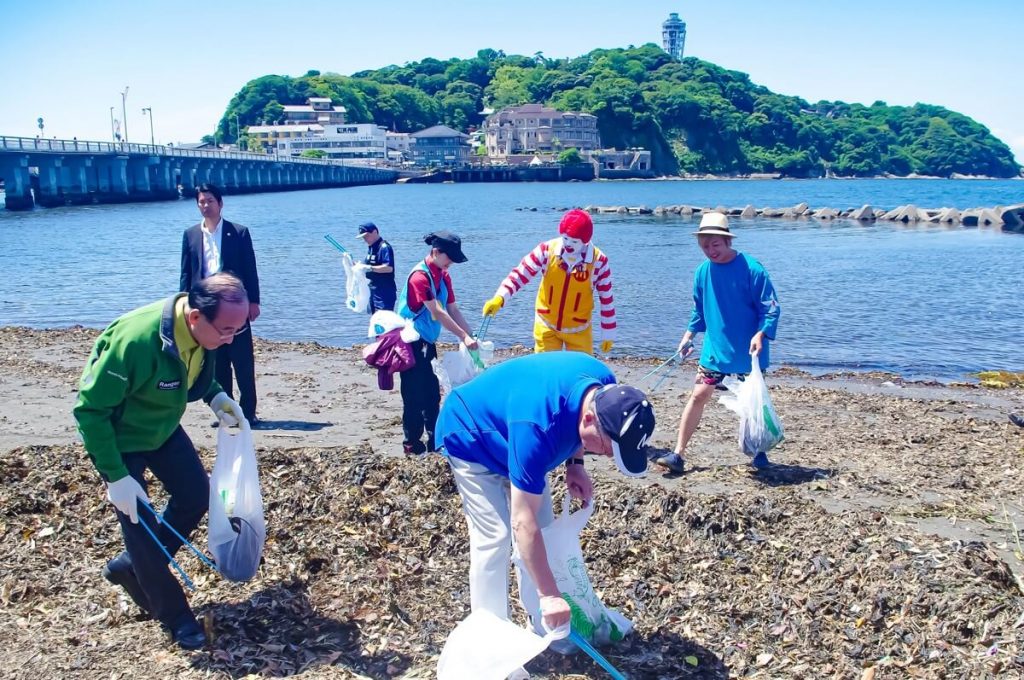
[655,212,781,474]
[481,209,616,355]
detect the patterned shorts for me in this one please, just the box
[695,365,745,386]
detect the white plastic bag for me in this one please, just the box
[341,252,370,314]
[437,609,568,680]
[367,310,419,343]
[718,356,785,455]
[436,341,495,390]
[515,498,633,647]
[208,420,266,582]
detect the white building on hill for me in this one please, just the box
[274,123,389,164]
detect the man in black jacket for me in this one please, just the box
[179,183,263,426]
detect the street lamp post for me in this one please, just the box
[109,106,116,142]
[142,107,154,145]
[235,114,242,150]
[120,86,130,143]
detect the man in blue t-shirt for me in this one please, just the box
[435,352,655,632]
[356,221,397,313]
[656,212,781,474]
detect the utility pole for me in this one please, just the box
[120,86,130,142]
[142,107,154,145]
[109,106,116,142]
[235,114,242,149]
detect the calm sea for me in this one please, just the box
[1,178,1021,380]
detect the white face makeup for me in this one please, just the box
[561,235,586,254]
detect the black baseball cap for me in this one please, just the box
[357,221,378,236]
[424,230,468,263]
[594,384,655,477]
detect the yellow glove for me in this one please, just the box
[600,340,614,354]
[482,295,504,317]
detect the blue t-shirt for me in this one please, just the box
[435,352,616,494]
[687,252,780,374]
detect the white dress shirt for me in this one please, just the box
[201,218,224,278]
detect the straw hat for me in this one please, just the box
[692,212,736,238]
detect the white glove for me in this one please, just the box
[210,392,243,427]
[106,475,149,524]
[353,263,370,273]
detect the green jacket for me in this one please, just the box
[73,294,222,482]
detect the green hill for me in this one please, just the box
[217,45,1020,178]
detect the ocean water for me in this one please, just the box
[1,178,1021,380]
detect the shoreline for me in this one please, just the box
[2,323,1017,386]
[1,325,1023,678]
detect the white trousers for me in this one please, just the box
[447,455,554,622]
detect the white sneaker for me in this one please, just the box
[507,667,530,680]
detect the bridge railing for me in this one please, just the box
[0,135,371,167]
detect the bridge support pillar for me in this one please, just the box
[0,156,34,210]
[92,156,129,202]
[194,160,213,186]
[34,159,64,207]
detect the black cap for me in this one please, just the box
[357,221,378,236]
[594,384,655,477]
[424,230,468,263]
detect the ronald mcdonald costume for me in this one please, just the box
[482,209,616,354]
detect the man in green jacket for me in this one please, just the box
[74,272,249,650]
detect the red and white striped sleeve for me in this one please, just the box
[593,251,616,341]
[494,240,549,301]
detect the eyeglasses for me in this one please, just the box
[207,317,248,339]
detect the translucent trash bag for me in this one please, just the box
[208,420,266,582]
[718,357,785,456]
[437,609,568,680]
[341,252,370,314]
[437,342,494,390]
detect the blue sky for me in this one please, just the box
[3,0,1021,162]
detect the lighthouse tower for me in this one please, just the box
[662,12,686,60]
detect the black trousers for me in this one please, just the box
[215,324,257,420]
[107,426,209,629]
[399,339,439,452]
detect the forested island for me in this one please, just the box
[217,45,1020,178]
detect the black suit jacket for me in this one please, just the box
[180,220,261,304]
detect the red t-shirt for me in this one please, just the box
[406,258,456,312]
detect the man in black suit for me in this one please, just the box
[180,183,262,426]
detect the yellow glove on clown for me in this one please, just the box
[482,295,504,317]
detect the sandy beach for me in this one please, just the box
[1,326,1022,679]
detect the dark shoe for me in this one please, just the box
[655,452,685,474]
[1011,413,1024,428]
[750,452,771,469]
[102,559,152,617]
[170,618,207,650]
[249,416,269,430]
[403,440,426,455]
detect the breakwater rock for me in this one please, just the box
[518,203,1024,231]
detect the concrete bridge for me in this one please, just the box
[0,136,398,210]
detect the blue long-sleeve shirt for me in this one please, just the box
[687,252,780,374]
